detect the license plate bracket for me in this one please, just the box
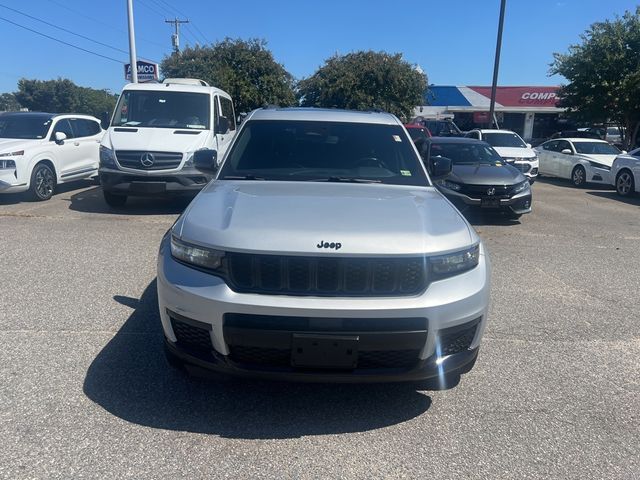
[481,197,500,208]
[131,182,166,193]
[291,334,359,369]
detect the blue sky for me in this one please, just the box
[0,0,637,94]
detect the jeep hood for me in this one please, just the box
[103,127,210,153]
[176,181,476,256]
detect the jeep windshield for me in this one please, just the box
[218,120,429,186]
[430,142,504,165]
[112,91,210,129]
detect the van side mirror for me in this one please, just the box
[430,156,452,180]
[217,116,230,134]
[54,132,67,144]
[193,149,218,173]
[100,111,110,130]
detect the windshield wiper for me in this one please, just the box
[221,174,266,181]
[306,176,382,184]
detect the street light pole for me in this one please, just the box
[488,0,506,128]
[127,0,138,83]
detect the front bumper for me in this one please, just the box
[157,235,491,382]
[99,166,212,196]
[440,187,532,215]
[0,167,27,193]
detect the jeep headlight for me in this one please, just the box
[513,180,530,194]
[99,146,117,167]
[430,244,480,278]
[170,235,224,270]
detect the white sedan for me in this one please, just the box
[611,147,640,197]
[535,138,622,187]
[0,112,103,200]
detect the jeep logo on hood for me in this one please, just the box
[317,241,342,250]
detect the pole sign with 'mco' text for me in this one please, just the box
[124,60,159,82]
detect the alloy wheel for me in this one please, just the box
[616,172,633,196]
[35,167,55,199]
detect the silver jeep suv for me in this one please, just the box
[158,107,491,384]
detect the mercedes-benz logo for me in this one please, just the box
[486,187,496,196]
[140,152,155,167]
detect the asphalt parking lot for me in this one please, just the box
[1,179,639,479]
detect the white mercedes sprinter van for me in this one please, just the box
[99,79,236,207]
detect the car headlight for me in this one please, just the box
[170,235,225,271]
[0,150,24,157]
[438,180,462,191]
[513,180,530,194]
[0,159,16,169]
[99,146,117,167]
[430,244,480,278]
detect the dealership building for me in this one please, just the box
[415,85,566,142]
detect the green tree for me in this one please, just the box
[0,92,21,112]
[14,78,117,117]
[297,51,427,121]
[161,38,296,114]
[551,7,640,148]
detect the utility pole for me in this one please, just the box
[165,17,189,54]
[127,0,138,83]
[488,0,507,128]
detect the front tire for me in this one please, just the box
[615,170,635,197]
[571,165,587,187]
[29,163,56,201]
[103,190,127,207]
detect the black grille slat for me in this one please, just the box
[115,150,182,170]
[225,254,429,297]
[170,318,212,352]
[438,322,479,356]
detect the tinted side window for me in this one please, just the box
[70,119,101,138]
[557,140,572,152]
[466,131,480,140]
[220,97,236,131]
[542,141,557,151]
[52,119,74,139]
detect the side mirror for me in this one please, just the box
[430,156,452,180]
[217,116,230,135]
[237,112,247,125]
[193,149,218,173]
[100,111,110,130]
[621,150,627,154]
[526,143,532,149]
[561,149,573,155]
[54,132,67,144]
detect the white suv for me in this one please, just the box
[466,129,539,183]
[158,108,491,385]
[0,112,103,200]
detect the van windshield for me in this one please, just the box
[112,90,210,129]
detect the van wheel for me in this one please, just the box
[571,165,586,187]
[29,163,56,201]
[616,170,635,197]
[103,191,127,207]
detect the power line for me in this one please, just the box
[0,3,129,55]
[0,15,124,64]
[150,0,209,45]
[145,0,199,46]
[45,0,167,50]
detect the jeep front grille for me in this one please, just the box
[225,253,428,297]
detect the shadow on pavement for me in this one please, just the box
[67,186,193,215]
[0,180,97,206]
[83,280,433,439]
[535,175,613,191]
[586,190,640,207]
